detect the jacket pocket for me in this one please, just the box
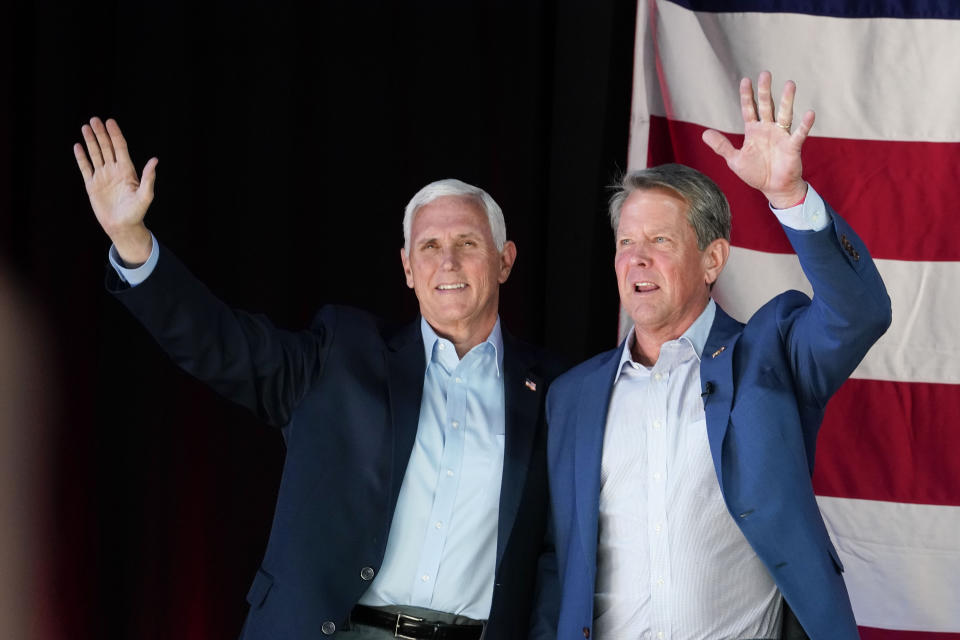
[246,568,274,609]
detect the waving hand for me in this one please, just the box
[702,71,814,209]
[73,117,157,264]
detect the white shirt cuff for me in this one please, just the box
[108,233,159,286]
[769,184,831,231]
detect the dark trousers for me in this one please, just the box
[782,601,810,640]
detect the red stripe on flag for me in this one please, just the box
[859,627,960,639]
[813,379,960,506]
[647,115,960,261]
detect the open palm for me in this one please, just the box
[702,72,814,208]
[74,117,157,260]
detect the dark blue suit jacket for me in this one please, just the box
[109,246,566,639]
[536,208,891,640]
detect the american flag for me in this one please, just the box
[622,1,960,637]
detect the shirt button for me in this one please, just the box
[653,472,661,481]
[446,469,454,477]
[654,523,662,533]
[435,521,443,529]
[653,373,662,381]
[421,574,430,582]
[653,420,662,430]
[656,578,664,586]
[455,376,463,383]
[451,420,459,429]
[657,632,664,639]
[321,621,336,635]
[360,566,375,581]
[438,342,446,350]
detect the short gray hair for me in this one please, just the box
[608,163,731,250]
[403,179,507,252]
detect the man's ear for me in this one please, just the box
[703,238,730,286]
[498,241,518,284]
[400,248,414,289]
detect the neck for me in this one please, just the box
[630,330,669,367]
[630,300,709,366]
[430,314,498,359]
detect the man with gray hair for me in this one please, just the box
[537,72,891,639]
[74,119,565,639]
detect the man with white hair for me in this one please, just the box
[74,119,565,639]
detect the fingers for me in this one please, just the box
[105,118,132,165]
[701,129,736,162]
[81,123,104,167]
[739,77,758,123]
[756,70,774,122]
[791,109,816,147]
[73,143,94,182]
[776,80,796,129]
[138,157,159,201]
[89,117,116,163]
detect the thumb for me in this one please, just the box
[701,129,736,162]
[139,157,159,202]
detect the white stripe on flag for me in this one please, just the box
[818,496,960,632]
[714,248,960,385]
[637,1,960,142]
[629,0,960,156]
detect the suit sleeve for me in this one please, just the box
[778,196,892,408]
[107,243,329,427]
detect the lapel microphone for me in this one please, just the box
[701,381,715,398]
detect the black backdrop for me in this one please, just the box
[2,1,636,637]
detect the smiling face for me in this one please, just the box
[400,195,516,350]
[615,187,728,356]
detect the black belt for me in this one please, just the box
[350,605,484,640]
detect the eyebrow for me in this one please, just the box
[416,232,483,245]
[617,227,674,238]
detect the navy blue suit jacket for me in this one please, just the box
[536,207,891,640]
[109,246,566,639]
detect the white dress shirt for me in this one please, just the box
[594,190,832,640]
[596,300,781,640]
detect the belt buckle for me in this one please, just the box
[394,612,424,640]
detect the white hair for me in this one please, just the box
[402,179,507,252]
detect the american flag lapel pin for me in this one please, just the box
[524,378,537,391]
[711,346,726,359]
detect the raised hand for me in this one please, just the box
[74,117,157,264]
[702,71,815,209]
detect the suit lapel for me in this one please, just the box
[574,346,623,565]
[699,304,743,488]
[496,333,541,568]
[385,319,427,505]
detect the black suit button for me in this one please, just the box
[360,566,375,581]
[583,627,590,638]
[321,621,336,635]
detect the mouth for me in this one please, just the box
[633,281,659,293]
[436,283,468,291]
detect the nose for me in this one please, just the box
[440,247,460,270]
[628,245,650,268]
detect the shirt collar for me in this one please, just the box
[616,298,716,378]
[420,316,504,377]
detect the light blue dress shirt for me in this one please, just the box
[359,318,506,620]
